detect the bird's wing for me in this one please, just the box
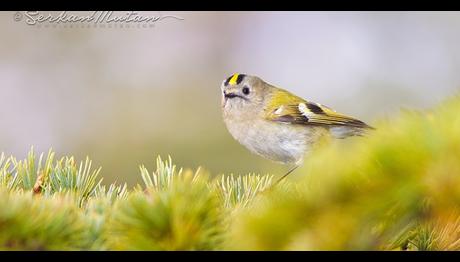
[263,88,372,129]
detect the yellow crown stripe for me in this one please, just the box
[229,74,240,85]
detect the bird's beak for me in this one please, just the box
[221,90,233,107]
[221,89,238,107]
[221,84,241,99]
[220,82,246,107]
[223,91,238,99]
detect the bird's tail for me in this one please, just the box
[329,124,374,139]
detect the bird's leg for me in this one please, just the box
[274,165,299,185]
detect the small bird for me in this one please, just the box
[220,73,373,182]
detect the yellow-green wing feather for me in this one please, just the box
[264,88,371,129]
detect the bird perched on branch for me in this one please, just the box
[220,73,373,182]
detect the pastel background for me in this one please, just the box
[1,11,459,186]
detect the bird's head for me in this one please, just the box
[220,73,268,114]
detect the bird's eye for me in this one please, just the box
[242,86,250,95]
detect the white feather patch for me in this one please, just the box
[274,106,284,115]
[298,103,311,116]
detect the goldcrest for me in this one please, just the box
[221,73,372,176]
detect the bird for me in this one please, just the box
[220,73,373,183]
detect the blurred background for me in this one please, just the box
[1,11,460,186]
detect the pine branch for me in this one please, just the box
[215,173,273,209]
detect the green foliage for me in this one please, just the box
[139,156,200,191]
[108,173,223,250]
[0,95,460,250]
[107,157,224,250]
[226,95,460,250]
[0,190,88,250]
[215,173,273,209]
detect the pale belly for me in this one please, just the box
[224,118,322,164]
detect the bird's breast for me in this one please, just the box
[223,117,316,164]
